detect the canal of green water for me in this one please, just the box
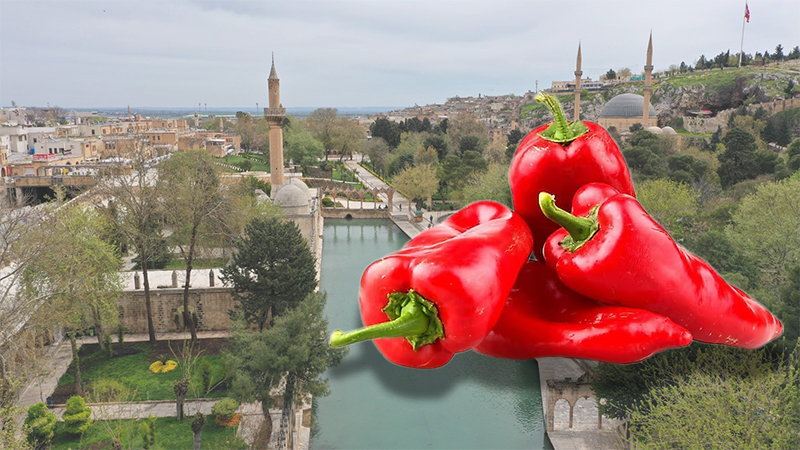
[313,218,551,449]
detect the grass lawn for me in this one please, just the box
[56,342,229,403]
[216,154,270,172]
[50,416,243,450]
[165,258,229,270]
[332,170,357,182]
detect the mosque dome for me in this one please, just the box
[281,177,310,196]
[274,184,308,208]
[599,93,657,118]
[661,126,677,135]
[645,126,664,135]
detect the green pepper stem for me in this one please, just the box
[539,192,598,249]
[330,303,429,347]
[330,290,444,350]
[535,91,589,144]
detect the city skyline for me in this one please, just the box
[1,0,798,109]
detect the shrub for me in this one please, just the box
[321,197,334,207]
[24,402,57,447]
[117,322,125,349]
[138,415,157,449]
[194,359,223,396]
[103,332,113,357]
[212,398,240,425]
[62,395,92,435]
[89,378,135,403]
[173,305,199,331]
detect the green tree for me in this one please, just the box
[604,68,617,80]
[306,108,366,160]
[779,265,800,342]
[688,231,760,290]
[285,122,325,168]
[24,403,56,448]
[667,154,709,184]
[787,138,800,172]
[63,395,93,435]
[423,133,450,161]
[505,128,524,160]
[717,127,759,188]
[635,179,699,241]
[130,223,172,271]
[159,149,227,343]
[369,117,402,148]
[221,216,317,331]
[726,178,800,308]
[23,205,123,395]
[447,113,487,156]
[484,135,508,164]
[626,347,799,449]
[460,163,512,207]
[363,137,391,175]
[226,293,346,448]
[414,145,439,167]
[392,164,440,211]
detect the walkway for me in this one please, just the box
[343,156,454,238]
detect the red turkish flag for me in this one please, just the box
[745,3,750,23]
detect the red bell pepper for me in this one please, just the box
[329,201,533,369]
[509,92,634,260]
[475,261,692,363]
[539,184,784,349]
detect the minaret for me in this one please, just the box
[573,42,583,122]
[643,32,654,123]
[265,53,286,186]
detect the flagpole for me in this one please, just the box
[739,2,747,68]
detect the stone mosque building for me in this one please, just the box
[573,34,664,132]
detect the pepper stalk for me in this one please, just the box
[535,91,589,144]
[330,290,444,351]
[539,192,599,252]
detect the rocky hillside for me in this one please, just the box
[520,60,800,129]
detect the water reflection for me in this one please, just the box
[315,219,548,449]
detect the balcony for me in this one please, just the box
[263,107,286,119]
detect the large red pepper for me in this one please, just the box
[509,92,634,260]
[329,201,533,369]
[539,184,784,349]
[475,261,692,363]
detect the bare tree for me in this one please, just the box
[93,137,165,344]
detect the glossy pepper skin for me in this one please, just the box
[509,92,634,260]
[329,201,533,369]
[474,261,693,363]
[540,183,784,349]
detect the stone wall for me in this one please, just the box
[684,97,800,134]
[321,209,389,219]
[118,287,234,333]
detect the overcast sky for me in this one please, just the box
[1,0,798,109]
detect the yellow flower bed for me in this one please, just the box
[149,360,178,373]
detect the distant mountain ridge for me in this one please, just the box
[66,106,403,118]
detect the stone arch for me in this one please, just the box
[573,396,599,429]
[546,377,600,431]
[553,398,572,430]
